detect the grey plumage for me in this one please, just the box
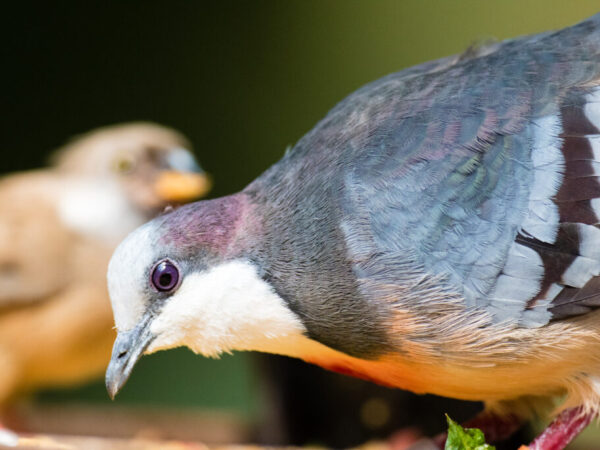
[106,17,600,445]
[243,13,600,331]
[121,13,600,359]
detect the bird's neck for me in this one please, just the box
[221,192,263,260]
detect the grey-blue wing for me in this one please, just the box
[337,14,600,327]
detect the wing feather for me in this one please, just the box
[336,15,600,327]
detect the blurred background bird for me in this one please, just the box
[0,122,210,413]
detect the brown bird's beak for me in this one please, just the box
[154,170,212,202]
[105,316,155,399]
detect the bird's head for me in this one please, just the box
[54,122,212,213]
[104,194,306,399]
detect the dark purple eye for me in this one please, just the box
[151,260,180,292]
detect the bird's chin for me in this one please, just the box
[145,336,182,354]
[153,337,227,359]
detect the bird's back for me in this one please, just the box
[249,13,600,337]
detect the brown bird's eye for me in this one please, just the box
[151,260,180,292]
[113,156,135,174]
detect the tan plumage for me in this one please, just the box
[0,123,210,403]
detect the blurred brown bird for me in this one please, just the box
[0,122,210,405]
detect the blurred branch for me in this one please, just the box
[8,403,249,444]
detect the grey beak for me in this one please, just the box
[105,316,154,399]
[166,148,204,173]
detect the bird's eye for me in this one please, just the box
[151,260,180,292]
[113,156,135,174]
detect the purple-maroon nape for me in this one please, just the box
[158,192,257,258]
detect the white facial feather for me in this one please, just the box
[148,260,306,357]
[107,223,155,332]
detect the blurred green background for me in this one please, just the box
[2,0,599,440]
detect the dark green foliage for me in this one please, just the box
[445,414,495,450]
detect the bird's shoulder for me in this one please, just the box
[324,16,600,327]
[252,15,600,327]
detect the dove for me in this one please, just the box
[106,15,600,449]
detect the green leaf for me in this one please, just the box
[445,414,496,450]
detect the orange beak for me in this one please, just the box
[154,171,212,202]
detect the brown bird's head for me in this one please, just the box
[53,122,212,215]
